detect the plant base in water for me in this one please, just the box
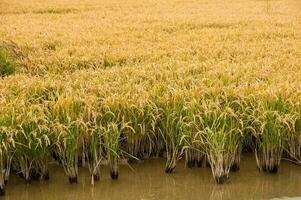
[185,148,204,168]
[261,165,279,173]
[165,166,176,173]
[4,180,8,186]
[187,160,203,168]
[186,161,194,168]
[93,174,100,181]
[255,148,282,174]
[0,187,5,196]
[231,146,241,172]
[68,176,78,184]
[165,154,177,173]
[165,160,176,173]
[52,152,61,163]
[214,174,228,184]
[206,160,211,168]
[230,162,240,172]
[109,158,119,180]
[42,171,50,180]
[19,173,31,183]
[110,171,118,180]
[29,169,40,181]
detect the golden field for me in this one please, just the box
[0,0,301,193]
[0,0,300,101]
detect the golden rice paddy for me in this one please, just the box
[0,0,301,196]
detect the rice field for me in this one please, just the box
[0,0,301,196]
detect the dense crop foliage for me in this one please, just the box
[0,0,301,195]
[0,48,15,77]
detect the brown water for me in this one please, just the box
[3,153,301,200]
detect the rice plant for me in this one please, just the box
[122,103,156,161]
[251,98,295,173]
[197,99,243,184]
[285,103,301,164]
[97,103,133,180]
[0,106,18,189]
[156,95,189,173]
[49,96,84,183]
[0,127,14,196]
[181,100,205,168]
[9,104,51,182]
[83,108,103,185]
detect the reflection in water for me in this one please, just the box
[3,153,301,200]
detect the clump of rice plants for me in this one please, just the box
[284,103,301,164]
[253,111,285,173]
[33,131,52,181]
[61,96,97,180]
[122,103,156,161]
[12,105,51,182]
[251,98,295,173]
[100,121,122,179]
[157,95,188,173]
[97,102,133,180]
[146,102,164,158]
[0,48,15,77]
[0,127,14,196]
[0,105,18,189]
[50,96,85,183]
[83,105,103,185]
[182,100,205,168]
[198,99,243,184]
[228,97,251,171]
[0,144,7,195]
[84,128,102,184]
[122,106,145,160]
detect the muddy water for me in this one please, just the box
[3,153,301,200]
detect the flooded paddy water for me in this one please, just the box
[3,153,301,200]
